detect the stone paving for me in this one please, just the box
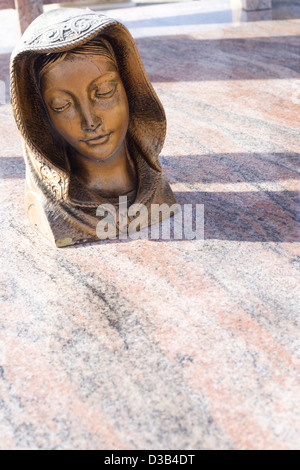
[0,0,299,450]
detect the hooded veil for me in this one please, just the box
[10,8,177,247]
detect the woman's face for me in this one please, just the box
[41,54,129,162]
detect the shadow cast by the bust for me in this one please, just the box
[174,189,299,243]
[136,34,300,82]
[65,188,299,247]
[160,152,299,184]
[1,155,298,245]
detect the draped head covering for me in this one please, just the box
[10,8,177,247]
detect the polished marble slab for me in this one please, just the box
[0,0,299,451]
[242,0,272,11]
[1,1,300,49]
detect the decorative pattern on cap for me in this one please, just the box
[23,13,111,47]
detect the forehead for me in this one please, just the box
[42,54,118,90]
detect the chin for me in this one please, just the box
[81,148,119,162]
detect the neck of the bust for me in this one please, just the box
[69,142,137,198]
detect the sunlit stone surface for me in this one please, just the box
[0,0,299,451]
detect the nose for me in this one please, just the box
[80,101,101,132]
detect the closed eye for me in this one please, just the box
[94,81,117,99]
[95,89,114,98]
[51,102,70,113]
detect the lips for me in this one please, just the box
[81,132,112,144]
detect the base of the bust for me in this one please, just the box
[25,188,179,248]
[26,191,75,248]
[26,202,100,248]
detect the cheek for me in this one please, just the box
[113,92,129,130]
[49,113,78,142]
[99,86,129,126]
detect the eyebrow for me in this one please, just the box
[90,72,119,87]
[44,90,73,100]
[43,72,119,97]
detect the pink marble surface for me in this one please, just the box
[0,1,300,450]
[242,0,272,11]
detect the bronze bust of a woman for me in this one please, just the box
[10,8,177,247]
